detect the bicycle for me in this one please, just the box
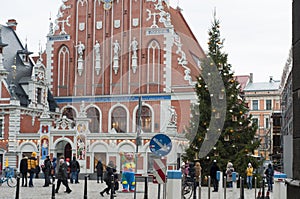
[0,167,17,187]
[182,175,195,199]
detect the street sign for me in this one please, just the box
[153,158,167,184]
[149,134,172,156]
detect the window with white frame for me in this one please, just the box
[252,100,258,110]
[86,107,100,133]
[111,107,127,133]
[266,100,272,110]
[252,118,259,128]
[265,117,269,129]
[136,106,152,132]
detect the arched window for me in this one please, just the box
[87,107,100,133]
[136,106,152,132]
[147,40,161,93]
[58,46,70,96]
[62,107,76,120]
[111,107,127,133]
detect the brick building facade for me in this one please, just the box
[1,0,205,174]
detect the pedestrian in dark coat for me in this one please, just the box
[70,156,80,184]
[20,154,28,187]
[96,159,104,183]
[210,160,220,192]
[265,163,274,192]
[50,157,57,183]
[42,156,51,187]
[100,161,117,197]
[55,157,72,194]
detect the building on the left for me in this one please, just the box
[0,20,59,173]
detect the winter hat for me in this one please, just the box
[31,152,37,157]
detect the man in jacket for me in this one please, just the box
[20,154,28,187]
[55,156,72,194]
[27,152,38,187]
[210,160,220,192]
[43,156,51,187]
[70,156,80,184]
[96,159,104,183]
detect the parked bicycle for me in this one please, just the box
[0,167,17,187]
[182,175,195,199]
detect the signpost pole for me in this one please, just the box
[134,96,142,199]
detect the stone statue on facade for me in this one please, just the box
[129,37,138,73]
[113,40,121,74]
[168,106,177,126]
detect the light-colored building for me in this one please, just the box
[280,48,293,177]
[243,74,281,161]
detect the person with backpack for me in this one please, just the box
[265,163,274,192]
[96,159,104,183]
[70,156,80,184]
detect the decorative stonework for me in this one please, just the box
[112,40,121,74]
[55,15,71,35]
[129,37,138,73]
[114,20,120,29]
[94,41,101,75]
[76,41,85,76]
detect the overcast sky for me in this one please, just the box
[0,0,292,82]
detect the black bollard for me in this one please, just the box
[15,176,20,199]
[144,176,148,199]
[262,176,265,199]
[240,177,244,199]
[193,177,197,199]
[157,184,161,199]
[84,175,88,199]
[110,174,115,199]
[52,182,56,199]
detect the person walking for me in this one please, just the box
[42,156,51,187]
[265,163,274,192]
[20,154,28,187]
[100,161,117,197]
[246,163,253,189]
[96,159,104,183]
[70,156,80,184]
[225,162,234,188]
[194,161,202,187]
[27,152,38,187]
[55,156,72,194]
[210,160,220,192]
[50,157,57,183]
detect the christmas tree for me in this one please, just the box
[184,16,260,179]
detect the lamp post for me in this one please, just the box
[134,96,142,199]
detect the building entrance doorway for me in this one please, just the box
[56,140,72,160]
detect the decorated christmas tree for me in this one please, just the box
[184,16,260,178]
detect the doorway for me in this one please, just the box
[56,140,72,160]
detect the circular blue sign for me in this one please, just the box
[149,134,172,156]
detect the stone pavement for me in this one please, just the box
[0,178,273,199]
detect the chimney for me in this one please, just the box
[249,73,253,83]
[6,19,17,31]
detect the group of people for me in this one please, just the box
[99,160,119,197]
[182,159,274,193]
[19,153,81,194]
